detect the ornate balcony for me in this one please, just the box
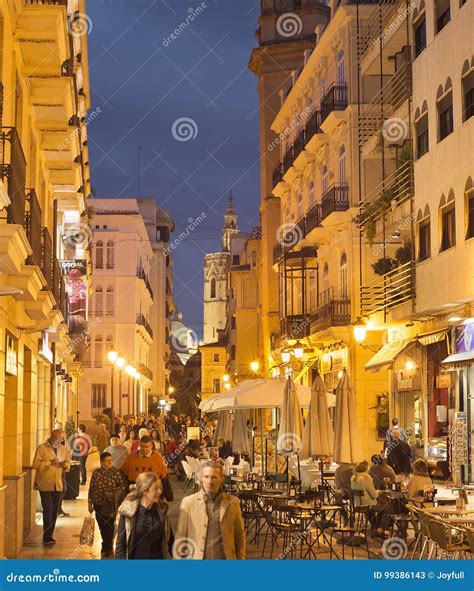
[305,202,322,234]
[137,267,154,300]
[321,184,350,221]
[1,127,26,227]
[137,313,154,339]
[320,84,348,125]
[310,287,351,332]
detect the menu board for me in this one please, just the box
[449,412,468,484]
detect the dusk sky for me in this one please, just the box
[87,0,262,338]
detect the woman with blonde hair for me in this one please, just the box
[115,472,173,559]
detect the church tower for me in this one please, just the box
[203,194,239,344]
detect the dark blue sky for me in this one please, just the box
[87,0,261,337]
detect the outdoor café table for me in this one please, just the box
[422,506,474,517]
[434,496,457,506]
[293,503,342,560]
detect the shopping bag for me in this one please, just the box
[80,515,95,546]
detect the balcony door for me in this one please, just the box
[339,145,346,185]
[337,51,345,85]
[340,252,348,297]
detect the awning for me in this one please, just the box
[365,339,412,372]
[417,328,449,347]
[441,351,474,370]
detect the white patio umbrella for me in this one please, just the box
[231,409,249,454]
[301,375,334,459]
[277,376,304,456]
[213,410,232,445]
[199,378,335,413]
[333,371,363,464]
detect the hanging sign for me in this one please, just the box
[5,333,18,376]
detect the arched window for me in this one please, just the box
[106,240,114,269]
[106,286,114,316]
[337,50,345,85]
[321,165,329,196]
[94,336,103,368]
[340,252,348,297]
[412,0,426,57]
[339,146,346,185]
[417,205,431,261]
[308,180,315,205]
[105,335,114,354]
[95,241,103,269]
[440,192,456,251]
[95,286,103,316]
[462,58,474,122]
[210,277,216,299]
[321,263,330,302]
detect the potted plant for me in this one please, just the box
[372,256,398,276]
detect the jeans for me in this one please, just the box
[79,456,87,484]
[94,506,116,553]
[39,491,61,541]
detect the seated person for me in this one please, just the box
[408,459,433,500]
[369,454,397,490]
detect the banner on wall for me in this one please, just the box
[60,259,88,336]
[454,321,474,353]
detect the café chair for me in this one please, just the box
[427,518,471,559]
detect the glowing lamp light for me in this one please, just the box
[293,341,304,359]
[281,351,291,363]
[225,383,231,390]
[115,356,125,369]
[107,351,118,363]
[125,364,135,376]
[135,372,141,381]
[405,360,415,371]
[250,360,259,373]
[223,374,230,383]
[353,317,367,344]
[159,399,167,407]
[168,386,175,395]
[337,370,344,379]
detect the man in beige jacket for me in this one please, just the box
[175,460,246,559]
[32,429,70,546]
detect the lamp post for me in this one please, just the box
[107,351,118,413]
[115,356,125,415]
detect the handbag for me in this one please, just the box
[80,515,95,546]
[162,475,174,502]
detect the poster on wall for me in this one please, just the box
[60,259,88,335]
[454,322,474,353]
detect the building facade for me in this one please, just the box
[0,0,92,557]
[80,198,174,426]
[203,194,239,344]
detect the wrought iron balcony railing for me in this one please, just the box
[360,260,415,315]
[137,267,154,300]
[357,0,401,58]
[261,0,321,15]
[1,127,26,227]
[305,202,322,234]
[311,287,351,332]
[137,313,154,339]
[320,84,348,124]
[321,184,350,220]
[25,189,42,268]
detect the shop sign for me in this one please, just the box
[321,348,348,373]
[5,333,18,376]
[454,322,474,353]
[392,368,421,391]
[436,373,453,388]
[60,259,88,336]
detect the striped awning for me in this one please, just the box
[417,328,450,347]
[441,351,474,370]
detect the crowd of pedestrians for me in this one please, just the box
[32,412,247,560]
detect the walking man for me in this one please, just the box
[32,429,70,546]
[88,452,127,558]
[175,460,246,559]
[384,417,408,452]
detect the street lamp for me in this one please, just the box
[281,351,291,363]
[293,341,304,359]
[250,360,259,374]
[223,373,230,383]
[353,317,367,344]
[168,386,175,395]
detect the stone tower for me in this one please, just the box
[203,195,239,344]
[248,0,330,372]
